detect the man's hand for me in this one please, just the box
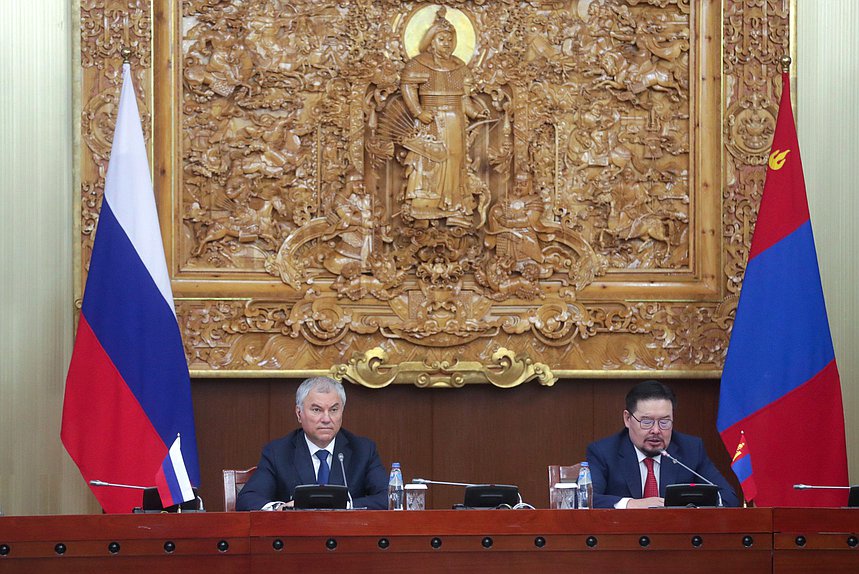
[417,110,434,124]
[267,500,295,511]
[627,496,664,509]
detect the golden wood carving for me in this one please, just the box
[331,346,555,389]
[77,0,791,385]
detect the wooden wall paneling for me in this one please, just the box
[266,379,300,437]
[192,379,272,511]
[342,384,434,508]
[671,380,741,497]
[429,383,593,510]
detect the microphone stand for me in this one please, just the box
[413,478,477,487]
[413,478,530,509]
[90,480,204,512]
[337,453,354,509]
[89,480,151,489]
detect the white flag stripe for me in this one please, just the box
[103,63,176,315]
[169,435,195,503]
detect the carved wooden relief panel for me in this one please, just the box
[77,0,791,386]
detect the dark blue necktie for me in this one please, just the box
[316,450,330,485]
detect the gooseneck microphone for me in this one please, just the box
[413,478,477,487]
[660,451,723,507]
[660,452,715,486]
[89,480,151,489]
[338,453,353,509]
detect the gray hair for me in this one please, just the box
[295,376,346,412]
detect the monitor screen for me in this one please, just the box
[664,483,720,507]
[293,484,349,510]
[847,486,859,507]
[463,485,520,508]
[141,487,201,512]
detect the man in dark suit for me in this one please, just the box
[236,376,388,510]
[587,380,738,508]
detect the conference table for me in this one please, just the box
[0,508,856,573]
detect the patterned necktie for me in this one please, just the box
[643,457,659,498]
[316,450,330,485]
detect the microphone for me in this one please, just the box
[89,480,151,489]
[338,453,353,509]
[793,484,851,490]
[660,451,723,507]
[660,451,715,485]
[414,478,528,508]
[413,478,478,487]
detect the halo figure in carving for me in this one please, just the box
[403,5,476,65]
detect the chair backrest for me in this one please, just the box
[223,466,257,512]
[547,464,581,509]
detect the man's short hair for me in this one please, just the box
[625,380,676,413]
[296,376,347,412]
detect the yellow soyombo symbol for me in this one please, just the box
[768,149,790,170]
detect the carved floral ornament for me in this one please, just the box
[77,0,790,387]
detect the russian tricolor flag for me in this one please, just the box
[718,70,848,507]
[61,62,200,513]
[155,435,195,507]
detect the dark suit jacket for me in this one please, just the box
[236,428,388,510]
[586,429,739,508]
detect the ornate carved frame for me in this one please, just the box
[77,0,792,387]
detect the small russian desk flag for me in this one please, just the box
[155,434,195,507]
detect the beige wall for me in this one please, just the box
[0,1,856,515]
[797,0,859,481]
[0,0,94,514]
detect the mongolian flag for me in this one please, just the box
[717,69,848,506]
[730,431,757,503]
[61,62,200,513]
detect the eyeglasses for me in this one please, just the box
[629,412,673,430]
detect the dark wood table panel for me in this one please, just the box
[8,505,857,572]
[773,508,859,573]
[0,513,251,573]
[250,508,772,573]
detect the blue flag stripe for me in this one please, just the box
[718,221,835,431]
[731,454,753,483]
[161,458,183,504]
[81,202,200,483]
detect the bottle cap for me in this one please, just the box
[581,462,589,467]
[392,462,401,468]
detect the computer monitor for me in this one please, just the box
[293,485,349,509]
[141,487,201,512]
[664,483,720,507]
[463,485,520,508]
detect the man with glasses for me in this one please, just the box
[586,380,738,508]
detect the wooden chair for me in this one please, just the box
[547,464,581,509]
[223,466,256,512]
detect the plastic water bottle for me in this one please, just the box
[577,462,593,509]
[388,462,404,510]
